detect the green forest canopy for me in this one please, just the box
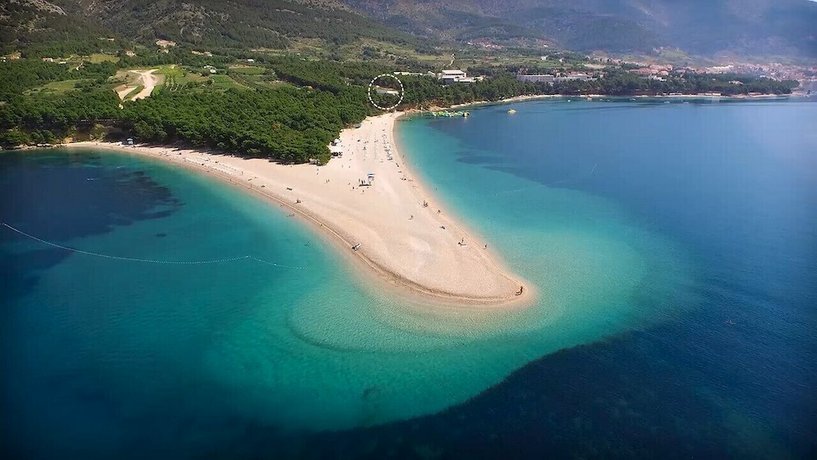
[0,55,799,163]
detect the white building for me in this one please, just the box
[394,71,429,76]
[438,70,470,84]
[374,86,400,96]
[554,73,594,82]
[517,72,595,85]
[517,74,555,84]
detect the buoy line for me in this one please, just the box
[1,222,304,269]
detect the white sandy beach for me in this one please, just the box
[65,113,532,307]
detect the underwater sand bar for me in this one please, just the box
[65,112,532,306]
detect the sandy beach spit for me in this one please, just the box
[63,112,533,307]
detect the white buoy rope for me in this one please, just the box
[2,222,304,269]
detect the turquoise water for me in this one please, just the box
[3,99,815,458]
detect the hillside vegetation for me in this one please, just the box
[1,53,798,163]
[67,0,422,49]
[0,0,803,164]
[0,0,123,56]
[7,0,814,59]
[1,0,427,57]
[343,0,817,58]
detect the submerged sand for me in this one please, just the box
[65,112,532,306]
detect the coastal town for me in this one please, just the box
[436,56,816,96]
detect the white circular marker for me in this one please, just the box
[367,74,404,111]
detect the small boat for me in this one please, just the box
[428,110,470,118]
[507,109,517,114]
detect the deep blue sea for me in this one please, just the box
[2,99,816,459]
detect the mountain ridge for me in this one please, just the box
[1,0,425,55]
[343,0,817,58]
[3,0,816,60]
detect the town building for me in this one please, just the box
[517,74,555,84]
[438,70,474,84]
[555,72,594,82]
[516,72,596,84]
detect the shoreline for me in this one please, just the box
[57,113,534,308]
[435,92,794,111]
[11,94,796,306]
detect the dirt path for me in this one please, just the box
[115,84,134,100]
[130,69,158,101]
[115,69,159,101]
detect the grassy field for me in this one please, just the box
[331,38,579,73]
[249,36,584,75]
[124,85,144,100]
[285,38,331,58]
[26,79,88,95]
[227,65,267,75]
[156,65,208,90]
[109,65,264,93]
[110,69,143,87]
[227,65,286,89]
[336,39,450,69]
[156,64,183,79]
[87,53,120,63]
[209,74,250,90]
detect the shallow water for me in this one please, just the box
[2,99,815,458]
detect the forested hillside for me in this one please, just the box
[5,0,815,59]
[0,0,122,56]
[0,58,375,163]
[0,0,804,164]
[343,0,817,58]
[1,53,798,162]
[1,0,425,57]
[67,0,422,49]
